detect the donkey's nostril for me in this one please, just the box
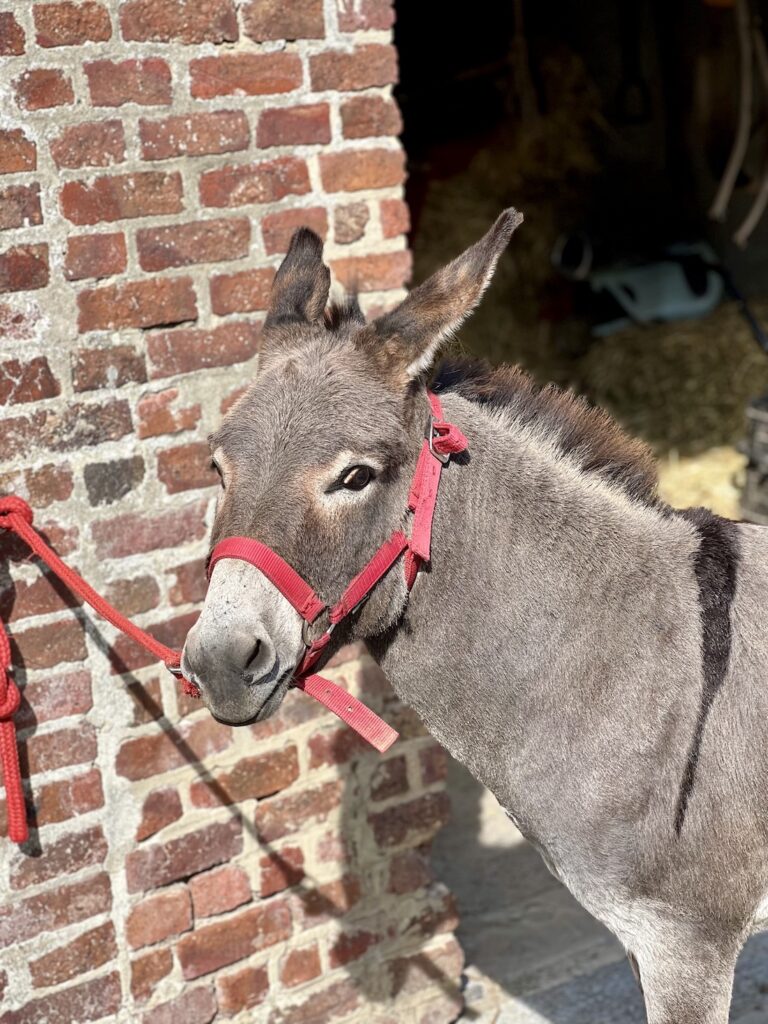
[245,639,262,674]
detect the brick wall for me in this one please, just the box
[0,2,463,1021]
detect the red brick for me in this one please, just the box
[61,170,183,226]
[34,2,111,46]
[387,848,432,894]
[116,716,231,781]
[138,388,201,439]
[191,746,299,808]
[0,972,121,1023]
[0,356,59,406]
[24,464,74,506]
[16,670,91,727]
[10,618,86,672]
[0,243,49,293]
[137,217,249,272]
[262,207,328,255]
[368,791,451,847]
[84,454,144,506]
[380,197,410,238]
[23,723,97,777]
[370,754,407,800]
[108,610,198,673]
[243,0,323,40]
[85,57,171,106]
[341,95,402,139]
[142,987,218,1024]
[0,872,111,948]
[310,45,397,92]
[157,441,217,494]
[308,726,367,769]
[389,937,464,998]
[126,676,163,726]
[91,499,206,559]
[403,889,459,940]
[329,928,378,967]
[29,921,116,987]
[140,111,249,160]
[105,576,160,617]
[32,768,104,827]
[136,786,183,841]
[0,184,42,231]
[126,820,242,893]
[121,0,237,43]
[167,558,206,605]
[338,0,394,30]
[0,12,24,54]
[209,268,273,316]
[334,202,369,244]
[148,321,260,377]
[254,780,342,843]
[178,899,291,979]
[0,399,132,458]
[320,148,405,192]
[331,250,411,291]
[131,947,173,1003]
[216,964,269,1014]
[0,130,36,174]
[64,232,127,281]
[269,979,359,1024]
[200,156,309,208]
[259,846,304,897]
[257,104,330,148]
[190,52,302,100]
[298,875,361,927]
[72,344,146,391]
[78,276,196,332]
[280,944,321,987]
[420,742,448,784]
[15,68,74,110]
[315,828,349,864]
[190,864,251,918]
[51,120,125,170]
[127,887,192,949]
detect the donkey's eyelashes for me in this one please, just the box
[327,464,376,494]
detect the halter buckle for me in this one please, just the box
[426,415,450,464]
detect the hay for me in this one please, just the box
[657,446,747,519]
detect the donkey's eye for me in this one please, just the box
[210,459,225,488]
[340,465,374,491]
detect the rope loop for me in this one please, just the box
[0,496,34,528]
[0,673,21,720]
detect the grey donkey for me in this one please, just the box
[183,209,768,1024]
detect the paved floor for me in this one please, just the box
[432,758,768,1023]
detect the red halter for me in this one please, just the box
[207,391,468,753]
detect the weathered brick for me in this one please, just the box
[380,197,410,238]
[121,0,237,44]
[191,746,300,808]
[257,104,330,148]
[29,921,116,987]
[136,786,183,841]
[148,322,260,377]
[108,611,198,673]
[190,53,302,100]
[91,499,207,559]
[138,388,201,439]
[310,45,397,92]
[140,111,249,161]
[216,964,269,1014]
[51,120,125,170]
[23,722,98,776]
[0,12,24,54]
[319,148,405,192]
[10,618,86,672]
[0,872,111,948]
[209,268,273,316]
[280,944,321,987]
[85,57,172,106]
[298,875,361,927]
[200,156,309,208]
[370,754,408,801]
[65,232,127,281]
[61,171,183,226]
[116,716,231,781]
[0,130,36,174]
[420,742,448,785]
[34,2,111,47]
[25,463,74,506]
[15,68,74,110]
[2,519,79,560]
[243,0,323,40]
[105,576,160,617]
[177,899,291,979]
[31,767,104,827]
[16,670,91,727]
[334,202,369,245]
[0,569,79,624]
[0,244,49,293]
[269,978,360,1024]
[259,846,304,897]
[157,442,217,494]
[167,558,206,605]
[126,676,163,726]
[142,986,218,1024]
[189,864,251,918]
[137,217,250,272]
[0,184,42,231]
[84,455,145,506]
[388,936,464,998]
[126,819,242,893]
[329,928,378,967]
[331,251,412,291]
[341,95,402,139]
[368,791,451,847]
[78,276,196,332]
[308,726,366,769]
[72,344,146,391]
[0,399,132,459]
[127,887,192,948]
[262,207,327,255]
[0,356,59,405]
[254,780,342,843]
[131,947,173,1003]
[0,972,121,1023]
[338,0,394,30]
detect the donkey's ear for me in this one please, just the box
[356,208,522,382]
[264,227,331,328]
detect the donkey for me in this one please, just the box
[182,210,768,1024]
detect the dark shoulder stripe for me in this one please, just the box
[674,507,739,834]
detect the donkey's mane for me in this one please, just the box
[433,358,659,505]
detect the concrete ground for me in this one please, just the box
[432,757,768,1023]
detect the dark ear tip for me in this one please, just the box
[287,226,325,258]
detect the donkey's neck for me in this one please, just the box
[368,390,701,821]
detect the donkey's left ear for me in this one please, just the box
[264,227,331,328]
[356,207,523,382]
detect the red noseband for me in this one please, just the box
[207,392,468,753]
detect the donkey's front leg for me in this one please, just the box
[634,934,739,1024]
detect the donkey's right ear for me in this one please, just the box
[264,227,331,329]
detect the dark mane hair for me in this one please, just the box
[433,358,659,505]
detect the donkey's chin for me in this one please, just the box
[202,668,294,726]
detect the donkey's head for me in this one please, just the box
[181,208,522,724]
